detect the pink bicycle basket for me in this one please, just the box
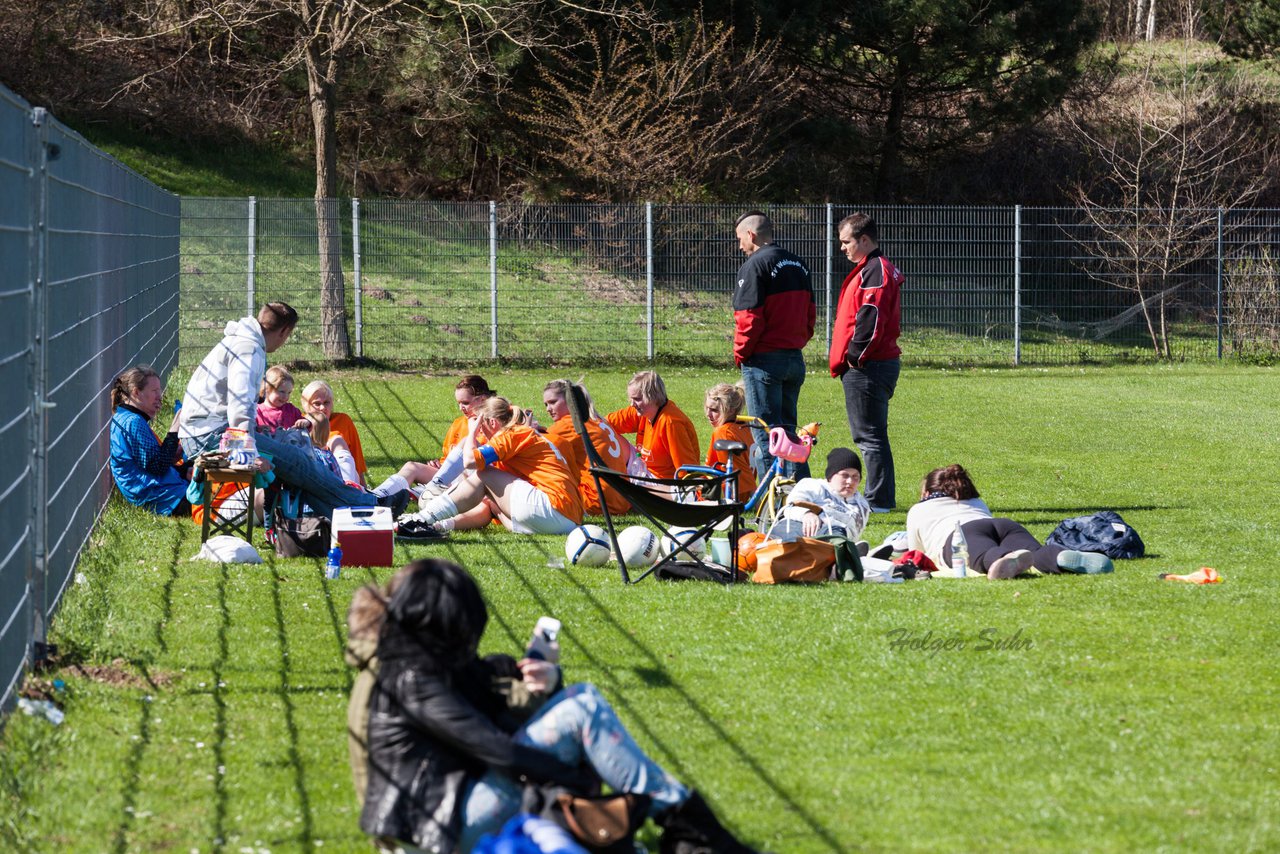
[769,427,813,463]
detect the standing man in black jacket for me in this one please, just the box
[732,210,817,480]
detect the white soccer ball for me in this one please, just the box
[565,524,611,567]
[615,525,659,568]
[659,527,706,560]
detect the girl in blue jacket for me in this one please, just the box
[109,365,190,516]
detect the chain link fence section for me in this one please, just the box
[0,84,180,711]
[39,115,181,645]
[1221,208,1280,362]
[0,86,36,710]
[180,199,1278,368]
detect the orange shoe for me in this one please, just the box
[1158,567,1222,584]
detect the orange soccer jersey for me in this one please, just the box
[328,412,367,478]
[706,421,757,498]
[439,414,490,463]
[606,401,701,480]
[473,424,584,524]
[546,416,631,515]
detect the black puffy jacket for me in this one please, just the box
[358,561,585,852]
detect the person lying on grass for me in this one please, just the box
[397,396,583,540]
[776,446,871,541]
[906,464,1114,579]
[357,557,761,854]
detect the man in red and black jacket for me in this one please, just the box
[733,210,816,480]
[829,213,903,511]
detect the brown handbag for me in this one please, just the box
[752,536,837,583]
[554,792,649,852]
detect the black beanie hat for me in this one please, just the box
[825,447,861,480]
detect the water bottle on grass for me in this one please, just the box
[325,545,342,580]
[951,522,968,578]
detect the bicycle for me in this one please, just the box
[677,416,821,532]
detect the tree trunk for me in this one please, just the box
[873,64,908,203]
[307,51,352,359]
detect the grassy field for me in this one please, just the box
[3,364,1279,853]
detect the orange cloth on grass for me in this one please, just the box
[473,424,583,524]
[605,401,700,480]
[329,412,367,477]
[705,421,756,498]
[545,416,631,515]
[191,481,246,526]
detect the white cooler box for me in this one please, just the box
[332,506,394,567]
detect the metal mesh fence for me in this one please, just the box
[0,86,35,710]
[180,200,1280,368]
[0,86,180,710]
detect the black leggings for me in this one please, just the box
[944,518,1062,574]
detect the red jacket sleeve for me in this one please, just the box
[733,308,767,366]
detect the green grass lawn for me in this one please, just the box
[4,365,1279,852]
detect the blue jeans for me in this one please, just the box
[457,683,689,852]
[841,359,900,509]
[740,349,810,482]
[181,430,375,518]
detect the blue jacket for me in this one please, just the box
[1046,510,1145,560]
[110,405,187,515]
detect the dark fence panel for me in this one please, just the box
[0,84,180,711]
[178,199,1280,368]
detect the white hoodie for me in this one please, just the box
[179,317,267,446]
[781,477,872,540]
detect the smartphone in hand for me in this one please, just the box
[525,616,561,662]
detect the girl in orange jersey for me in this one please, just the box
[542,379,632,515]
[300,380,369,488]
[397,374,497,499]
[605,371,701,480]
[397,396,583,538]
[703,382,756,499]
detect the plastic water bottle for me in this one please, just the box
[325,545,342,580]
[951,522,969,577]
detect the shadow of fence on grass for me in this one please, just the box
[342,379,444,472]
[485,535,846,854]
[113,519,189,853]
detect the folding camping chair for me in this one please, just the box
[567,385,745,584]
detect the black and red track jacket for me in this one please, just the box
[732,243,816,366]
[829,248,903,377]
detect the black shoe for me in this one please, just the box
[396,518,450,541]
[376,488,413,519]
[657,791,759,854]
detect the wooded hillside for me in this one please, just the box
[2,0,1277,205]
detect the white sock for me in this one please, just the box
[420,494,458,523]
[436,517,456,532]
[432,446,466,488]
[371,473,409,498]
[333,447,359,483]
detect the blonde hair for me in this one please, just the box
[301,380,334,407]
[110,365,160,411]
[474,396,525,434]
[308,411,331,447]
[704,383,745,423]
[347,564,418,646]
[627,370,668,409]
[262,365,294,400]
